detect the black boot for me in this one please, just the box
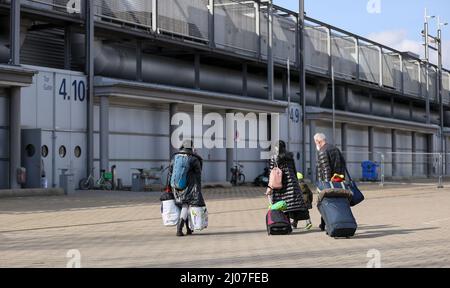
[177,219,185,237]
[319,218,326,232]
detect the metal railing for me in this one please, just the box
[3,0,450,104]
[341,151,446,188]
[1,0,82,16]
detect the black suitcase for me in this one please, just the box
[266,209,292,235]
[318,197,357,238]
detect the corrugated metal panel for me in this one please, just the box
[260,12,296,63]
[383,53,402,90]
[21,29,65,69]
[422,66,438,102]
[359,45,380,84]
[214,0,258,56]
[332,35,357,79]
[94,0,152,29]
[158,0,209,40]
[304,25,329,74]
[443,71,450,105]
[403,60,421,97]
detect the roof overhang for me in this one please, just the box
[94,77,288,113]
[306,107,440,134]
[0,64,37,87]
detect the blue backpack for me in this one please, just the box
[170,154,190,191]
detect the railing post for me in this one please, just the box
[356,38,360,80]
[208,0,215,48]
[255,1,261,59]
[438,153,444,188]
[379,46,383,87]
[152,0,158,33]
[400,54,404,94]
[380,153,385,188]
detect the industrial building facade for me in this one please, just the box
[1,0,449,190]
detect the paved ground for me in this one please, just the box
[0,183,450,268]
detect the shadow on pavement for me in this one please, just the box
[355,227,438,239]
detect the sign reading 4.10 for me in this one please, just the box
[59,78,86,102]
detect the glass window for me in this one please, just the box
[74,146,82,158]
[41,145,49,158]
[25,144,36,157]
[59,146,67,158]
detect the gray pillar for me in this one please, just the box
[136,40,142,82]
[341,123,348,153]
[64,25,72,70]
[194,54,200,90]
[226,109,234,182]
[100,96,109,172]
[85,0,95,178]
[243,62,248,96]
[392,129,397,177]
[10,0,21,65]
[10,87,21,189]
[309,120,317,182]
[169,103,178,158]
[369,126,374,161]
[412,132,417,176]
[427,134,434,178]
[267,0,274,100]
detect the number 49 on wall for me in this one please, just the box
[59,79,86,102]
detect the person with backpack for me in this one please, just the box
[167,140,205,237]
[266,140,309,230]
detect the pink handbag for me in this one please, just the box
[269,161,283,190]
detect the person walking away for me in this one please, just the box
[168,140,205,237]
[266,141,309,230]
[314,133,347,231]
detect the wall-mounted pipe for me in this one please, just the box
[0,16,30,63]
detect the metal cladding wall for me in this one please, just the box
[93,102,302,185]
[0,88,8,189]
[93,103,171,185]
[20,66,87,187]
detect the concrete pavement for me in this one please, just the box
[0,185,449,268]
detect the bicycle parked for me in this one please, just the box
[79,168,113,191]
[230,162,246,186]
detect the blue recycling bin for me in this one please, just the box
[361,161,379,181]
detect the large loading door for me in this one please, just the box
[0,89,8,189]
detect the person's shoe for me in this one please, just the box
[176,219,185,237]
[186,225,193,235]
[291,220,298,229]
[319,223,326,232]
[305,222,313,230]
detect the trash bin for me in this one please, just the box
[59,169,75,195]
[361,161,379,181]
[132,173,145,192]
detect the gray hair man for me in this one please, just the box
[314,133,347,231]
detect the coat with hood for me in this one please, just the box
[168,148,205,207]
[269,152,308,213]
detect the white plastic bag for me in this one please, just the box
[161,200,180,226]
[189,207,208,231]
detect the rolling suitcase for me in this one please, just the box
[266,196,292,235]
[318,197,357,238]
[266,209,292,235]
